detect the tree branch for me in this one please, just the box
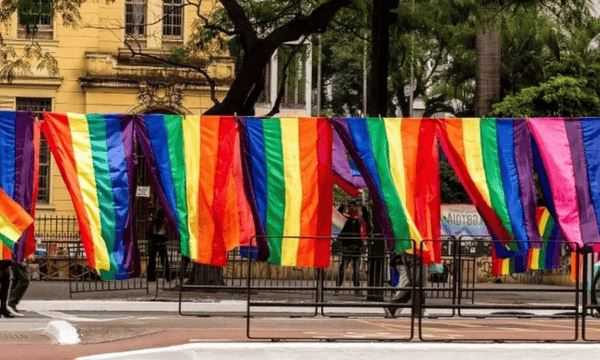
[219,0,258,50]
[265,0,352,49]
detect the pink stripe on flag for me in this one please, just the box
[528,118,583,248]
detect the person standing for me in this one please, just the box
[336,201,366,291]
[6,258,30,317]
[147,209,170,282]
[0,260,12,318]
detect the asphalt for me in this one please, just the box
[0,280,596,359]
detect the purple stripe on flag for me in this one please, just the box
[564,119,600,245]
[333,131,366,188]
[119,115,140,277]
[13,112,35,262]
[513,119,540,247]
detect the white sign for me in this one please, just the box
[136,186,151,198]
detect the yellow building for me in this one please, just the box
[0,0,234,216]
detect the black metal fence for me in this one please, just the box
[242,237,591,342]
[32,217,600,342]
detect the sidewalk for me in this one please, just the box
[77,343,600,360]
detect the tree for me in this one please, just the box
[492,76,600,116]
[1,0,355,116]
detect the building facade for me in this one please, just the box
[0,0,235,216]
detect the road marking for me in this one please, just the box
[45,320,80,345]
[37,310,132,323]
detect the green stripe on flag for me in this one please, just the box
[480,119,515,249]
[87,114,117,279]
[263,118,286,265]
[366,118,411,252]
[164,115,190,257]
[0,233,14,248]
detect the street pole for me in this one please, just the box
[408,0,415,117]
[317,34,322,115]
[362,31,368,116]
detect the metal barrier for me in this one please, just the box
[31,215,80,281]
[418,239,582,342]
[579,246,600,341]
[178,246,322,317]
[67,240,149,297]
[246,236,418,341]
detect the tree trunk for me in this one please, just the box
[367,0,390,117]
[475,29,501,116]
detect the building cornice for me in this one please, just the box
[0,77,63,87]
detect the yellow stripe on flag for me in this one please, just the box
[280,118,302,266]
[182,115,201,260]
[383,118,423,245]
[462,118,492,207]
[68,113,109,272]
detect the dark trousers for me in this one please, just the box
[337,254,361,287]
[9,263,29,308]
[367,239,385,301]
[0,261,10,311]
[147,240,170,282]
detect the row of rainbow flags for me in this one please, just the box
[0,112,594,279]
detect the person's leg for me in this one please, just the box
[159,245,171,281]
[351,255,360,288]
[147,241,158,282]
[8,263,29,310]
[337,255,350,287]
[0,262,11,317]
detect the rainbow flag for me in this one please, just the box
[0,189,33,258]
[241,117,333,268]
[137,115,243,266]
[332,118,440,262]
[0,111,39,262]
[492,207,562,276]
[528,117,600,250]
[41,113,138,279]
[529,207,562,271]
[438,118,539,258]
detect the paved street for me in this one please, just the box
[2,303,600,359]
[0,281,598,359]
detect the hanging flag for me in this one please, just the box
[332,117,440,262]
[230,129,257,253]
[529,207,562,271]
[0,189,33,257]
[0,111,39,262]
[528,117,600,250]
[332,130,365,191]
[241,117,333,268]
[41,113,138,280]
[137,115,242,266]
[492,207,563,276]
[438,118,539,258]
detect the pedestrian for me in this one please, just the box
[0,260,12,318]
[147,209,170,282]
[384,252,425,318]
[6,257,30,317]
[336,201,366,291]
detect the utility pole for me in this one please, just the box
[362,30,368,116]
[317,34,322,115]
[408,0,415,117]
[366,0,399,302]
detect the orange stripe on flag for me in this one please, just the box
[197,117,220,263]
[0,188,33,235]
[297,118,319,267]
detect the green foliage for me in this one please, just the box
[492,76,600,116]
